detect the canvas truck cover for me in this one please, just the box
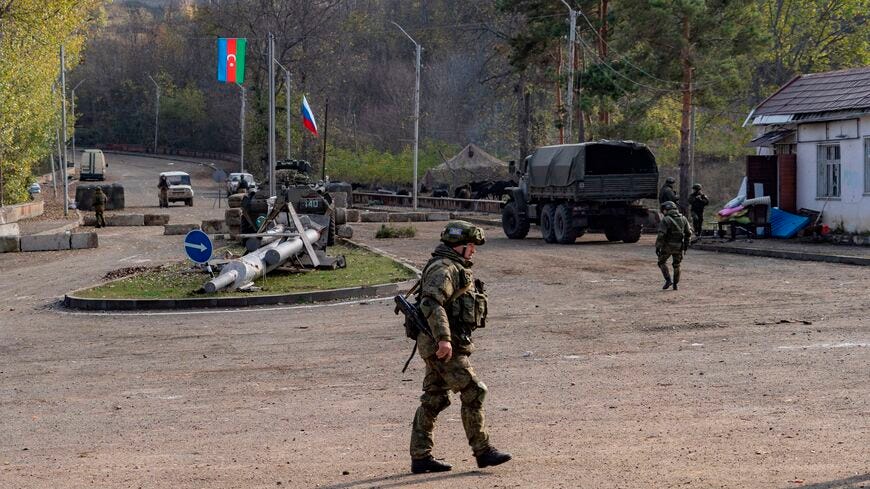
[525,141,657,188]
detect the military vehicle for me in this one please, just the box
[241,159,336,245]
[501,140,658,244]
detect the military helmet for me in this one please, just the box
[661,201,677,211]
[665,177,676,184]
[441,220,486,246]
[692,183,702,190]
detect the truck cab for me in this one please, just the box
[80,149,107,181]
[160,171,195,206]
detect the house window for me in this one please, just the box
[865,138,870,194]
[817,144,840,198]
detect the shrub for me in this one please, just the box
[375,224,416,239]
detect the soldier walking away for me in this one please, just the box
[409,221,512,474]
[158,175,169,208]
[656,201,692,290]
[93,187,107,228]
[659,176,677,205]
[688,183,709,241]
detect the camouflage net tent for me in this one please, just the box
[422,144,510,191]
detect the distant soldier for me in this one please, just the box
[236,177,249,194]
[656,201,692,290]
[659,176,677,205]
[93,187,107,228]
[688,183,709,239]
[409,221,512,473]
[158,175,169,208]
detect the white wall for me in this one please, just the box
[794,115,870,232]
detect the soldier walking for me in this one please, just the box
[158,175,169,208]
[93,187,107,228]
[659,176,677,205]
[656,201,692,290]
[688,183,709,239]
[409,221,512,473]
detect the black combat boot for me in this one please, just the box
[411,456,452,474]
[475,447,512,468]
[660,266,672,290]
[672,269,680,290]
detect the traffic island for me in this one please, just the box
[63,243,418,310]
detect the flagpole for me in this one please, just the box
[274,60,292,160]
[268,32,276,198]
[238,83,245,173]
[321,99,329,181]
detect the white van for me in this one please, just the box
[160,171,195,206]
[80,149,107,181]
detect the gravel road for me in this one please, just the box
[0,154,867,488]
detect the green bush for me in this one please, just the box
[375,224,416,239]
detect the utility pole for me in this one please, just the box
[60,45,69,216]
[268,32,276,198]
[238,83,246,173]
[275,60,292,161]
[561,0,577,143]
[148,75,160,154]
[391,21,421,210]
[321,99,329,182]
[71,79,85,167]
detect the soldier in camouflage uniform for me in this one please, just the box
[656,201,692,290]
[688,183,709,239]
[93,187,107,228]
[409,221,512,474]
[659,176,677,205]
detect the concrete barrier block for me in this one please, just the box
[201,219,229,234]
[389,212,427,222]
[70,232,98,249]
[224,209,243,227]
[0,223,20,237]
[144,214,170,226]
[0,235,20,253]
[20,233,71,252]
[82,215,97,226]
[360,211,389,223]
[427,212,451,222]
[106,214,144,226]
[345,209,361,223]
[164,223,200,235]
[337,224,354,239]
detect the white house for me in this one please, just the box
[745,66,870,232]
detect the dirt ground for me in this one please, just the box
[1,155,868,488]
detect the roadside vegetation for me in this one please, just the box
[75,245,415,300]
[375,225,417,239]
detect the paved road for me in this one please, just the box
[1,155,868,488]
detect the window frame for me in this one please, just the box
[864,137,870,195]
[816,143,841,199]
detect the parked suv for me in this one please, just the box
[227,172,257,194]
[160,171,195,206]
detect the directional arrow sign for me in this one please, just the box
[183,229,213,264]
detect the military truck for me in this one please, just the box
[501,140,658,244]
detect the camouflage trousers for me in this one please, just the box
[159,189,168,208]
[410,354,489,459]
[691,212,703,237]
[94,207,105,228]
[658,250,683,283]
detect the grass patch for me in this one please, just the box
[375,224,416,239]
[76,244,416,299]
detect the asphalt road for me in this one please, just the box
[0,154,867,488]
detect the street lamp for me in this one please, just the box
[71,79,86,167]
[274,60,292,162]
[560,0,577,142]
[148,75,160,154]
[391,21,421,210]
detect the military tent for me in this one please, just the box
[422,144,510,191]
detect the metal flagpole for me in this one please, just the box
[238,83,246,173]
[71,79,85,168]
[268,32,276,198]
[321,99,329,181]
[148,75,160,154]
[60,45,69,216]
[275,60,291,160]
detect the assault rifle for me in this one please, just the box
[394,294,435,372]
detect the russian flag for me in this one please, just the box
[217,38,246,84]
[301,95,318,136]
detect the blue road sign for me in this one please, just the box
[184,229,213,264]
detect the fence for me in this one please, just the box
[352,192,502,214]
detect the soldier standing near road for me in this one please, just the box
[656,201,692,290]
[409,221,512,474]
[158,175,169,208]
[93,187,107,228]
[659,176,677,205]
[688,183,709,239]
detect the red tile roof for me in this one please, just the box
[753,66,870,116]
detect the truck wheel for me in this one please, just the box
[186,198,194,207]
[501,201,530,239]
[621,224,642,243]
[327,212,336,246]
[540,204,557,243]
[554,204,577,244]
[604,225,623,242]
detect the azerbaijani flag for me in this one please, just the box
[217,38,246,84]
[301,95,318,136]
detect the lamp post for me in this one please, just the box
[560,0,577,142]
[391,21,421,210]
[267,32,276,198]
[71,79,85,167]
[60,45,69,216]
[148,75,160,154]
[275,60,292,161]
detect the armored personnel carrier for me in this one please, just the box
[501,140,658,244]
